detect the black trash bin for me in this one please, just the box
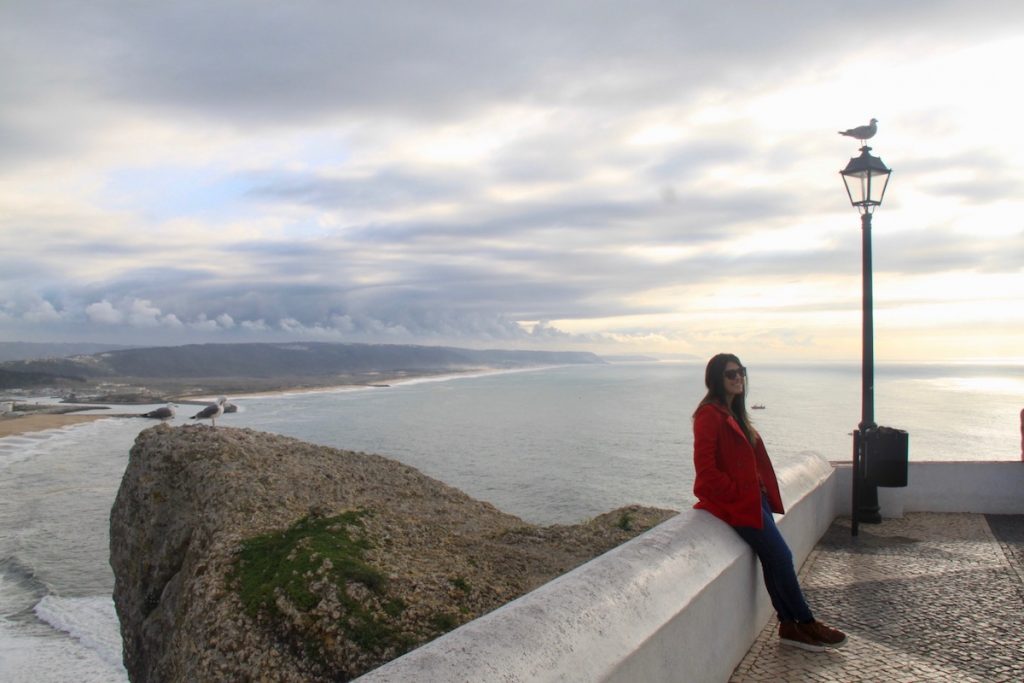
[865,426,909,487]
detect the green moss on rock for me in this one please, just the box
[230,510,414,667]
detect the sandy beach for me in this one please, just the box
[0,413,109,438]
[0,366,554,437]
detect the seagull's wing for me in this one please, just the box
[191,404,218,419]
[838,120,878,139]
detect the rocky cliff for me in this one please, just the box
[110,425,675,681]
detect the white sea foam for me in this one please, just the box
[0,418,124,470]
[228,365,555,400]
[0,596,128,683]
[0,428,69,470]
[231,385,372,400]
[390,365,553,387]
[34,595,125,669]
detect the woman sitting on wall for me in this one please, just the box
[692,353,847,651]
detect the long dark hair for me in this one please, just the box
[694,352,756,445]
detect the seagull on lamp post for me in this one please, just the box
[838,118,878,144]
[190,396,228,427]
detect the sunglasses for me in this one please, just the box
[723,367,747,380]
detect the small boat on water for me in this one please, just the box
[751,404,765,410]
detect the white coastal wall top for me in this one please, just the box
[360,510,745,682]
[359,450,839,682]
[775,450,836,508]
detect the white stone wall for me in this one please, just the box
[833,460,1024,517]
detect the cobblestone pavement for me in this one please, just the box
[730,513,1024,682]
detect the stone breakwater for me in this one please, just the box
[110,424,675,682]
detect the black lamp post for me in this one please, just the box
[840,145,891,536]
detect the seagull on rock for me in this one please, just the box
[140,404,176,420]
[191,396,228,427]
[838,118,878,143]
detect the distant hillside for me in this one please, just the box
[0,367,88,390]
[0,341,134,363]
[1,342,604,383]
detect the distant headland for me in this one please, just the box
[0,341,606,402]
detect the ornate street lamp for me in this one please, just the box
[840,143,891,536]
[841,146,891,215]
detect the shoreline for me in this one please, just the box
[190,365,562,401]
[0,413,110,438]
[1,366,567,435]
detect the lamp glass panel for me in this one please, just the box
[874,171,891,205]
[842,171,870,205]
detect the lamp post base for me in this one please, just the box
[852,428,882,534]
[857,483,882,524]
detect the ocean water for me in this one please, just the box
[1,361,1021,681]
[0,420,132,682]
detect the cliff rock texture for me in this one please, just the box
[110,425,675,681]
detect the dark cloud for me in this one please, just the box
[244,168,474,210]
[874,228,1024,275]
[900,149,1024,203]
[648,142,752,183]
[41,193,999,337]
[6,1,1020,150]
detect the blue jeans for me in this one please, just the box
[731,494,814,623]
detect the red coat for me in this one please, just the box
[692,402,784,529]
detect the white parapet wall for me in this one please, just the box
[358,452,838,683]
[832,460,1024,517]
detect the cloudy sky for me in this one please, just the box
[2,1,1022,361]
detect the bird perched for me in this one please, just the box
[838,118,878,143]
[190,396,227,427]
[140,404,175,420]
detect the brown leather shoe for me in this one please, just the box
[798,620,847,648]
[778,621,826,652]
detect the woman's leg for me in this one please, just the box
[732,496,814,624]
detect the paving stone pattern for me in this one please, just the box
[730,513,1024,682]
